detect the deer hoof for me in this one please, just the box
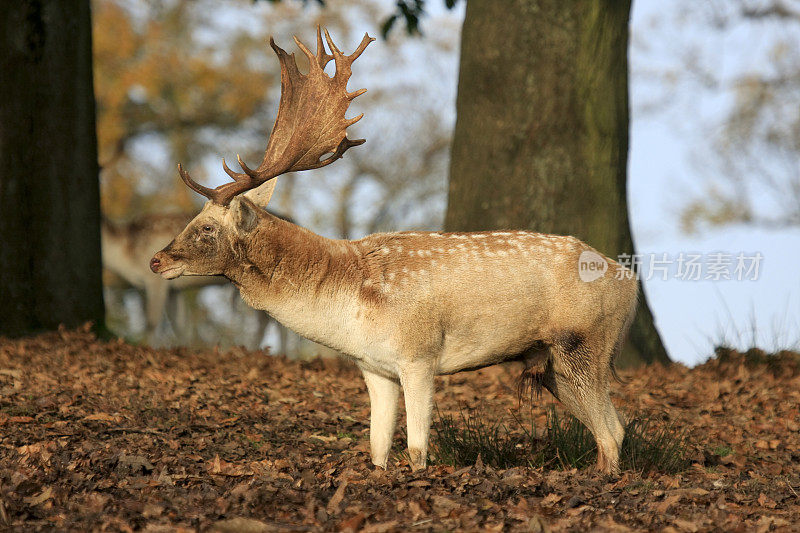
[408,448,427,471]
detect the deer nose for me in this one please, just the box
[149,256,161,273]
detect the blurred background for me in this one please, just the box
[629,1,800,363]
[3,0,798,366]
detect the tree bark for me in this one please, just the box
[0,1,104,336]
[445,0,669,367]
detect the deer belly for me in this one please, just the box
[436,325,543,375]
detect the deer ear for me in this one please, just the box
[230,197,260,233]
[243,179,276,208]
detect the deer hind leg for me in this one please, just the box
[399,361,435,471]
[252,311,269,350]
[144,278,169,345]
[277,322,289,355]
[544,331,622,475]
[166,290,190,345]
[603,389,625,457]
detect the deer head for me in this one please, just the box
[150,27,372,279]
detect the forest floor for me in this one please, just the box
[1,326,799,532]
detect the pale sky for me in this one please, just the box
[629,0,800,363]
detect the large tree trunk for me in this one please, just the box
[445,0,669,367]
[0,1,104,336]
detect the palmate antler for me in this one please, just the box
[178,26,374,206]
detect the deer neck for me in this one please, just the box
[225,218,365,351]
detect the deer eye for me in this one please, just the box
[201,224,214,234]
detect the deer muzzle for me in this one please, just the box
[149,250,185,279]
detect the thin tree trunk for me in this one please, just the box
[0,1,104,336]
[445,0,669,367]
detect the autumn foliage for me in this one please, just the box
[93,0,273,219]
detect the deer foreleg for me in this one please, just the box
[361,368,400,468]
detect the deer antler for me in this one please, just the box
[178,26,374,206]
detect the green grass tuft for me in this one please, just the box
[533,407,597,470]
[429,407,527,469]
[428,404,689,474]
[711,445,733,458]
[620,415,690,474]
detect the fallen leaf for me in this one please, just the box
[83,413,121,423]
[327,477,349,515]
[540,493,562,507]
[673,518,699,532]
[209,517,277,532]
[339,512,366,532]
[23,487,53,506]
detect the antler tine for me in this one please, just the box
[176,27,372,207]
[268,37,301,81]
[178,163,217,200]
[345,113,365,127]
[322,28,343,58]
[221,158,251,182]
[321,30,374,66]
[306,137,367,171]
[235,154,259,178]
[348,33,375,62]
[347,87,367,100]
[293,26,339,72]
[315,25,334,69]
[293,36,317,67]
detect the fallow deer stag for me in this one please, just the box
[150,27,638,474]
